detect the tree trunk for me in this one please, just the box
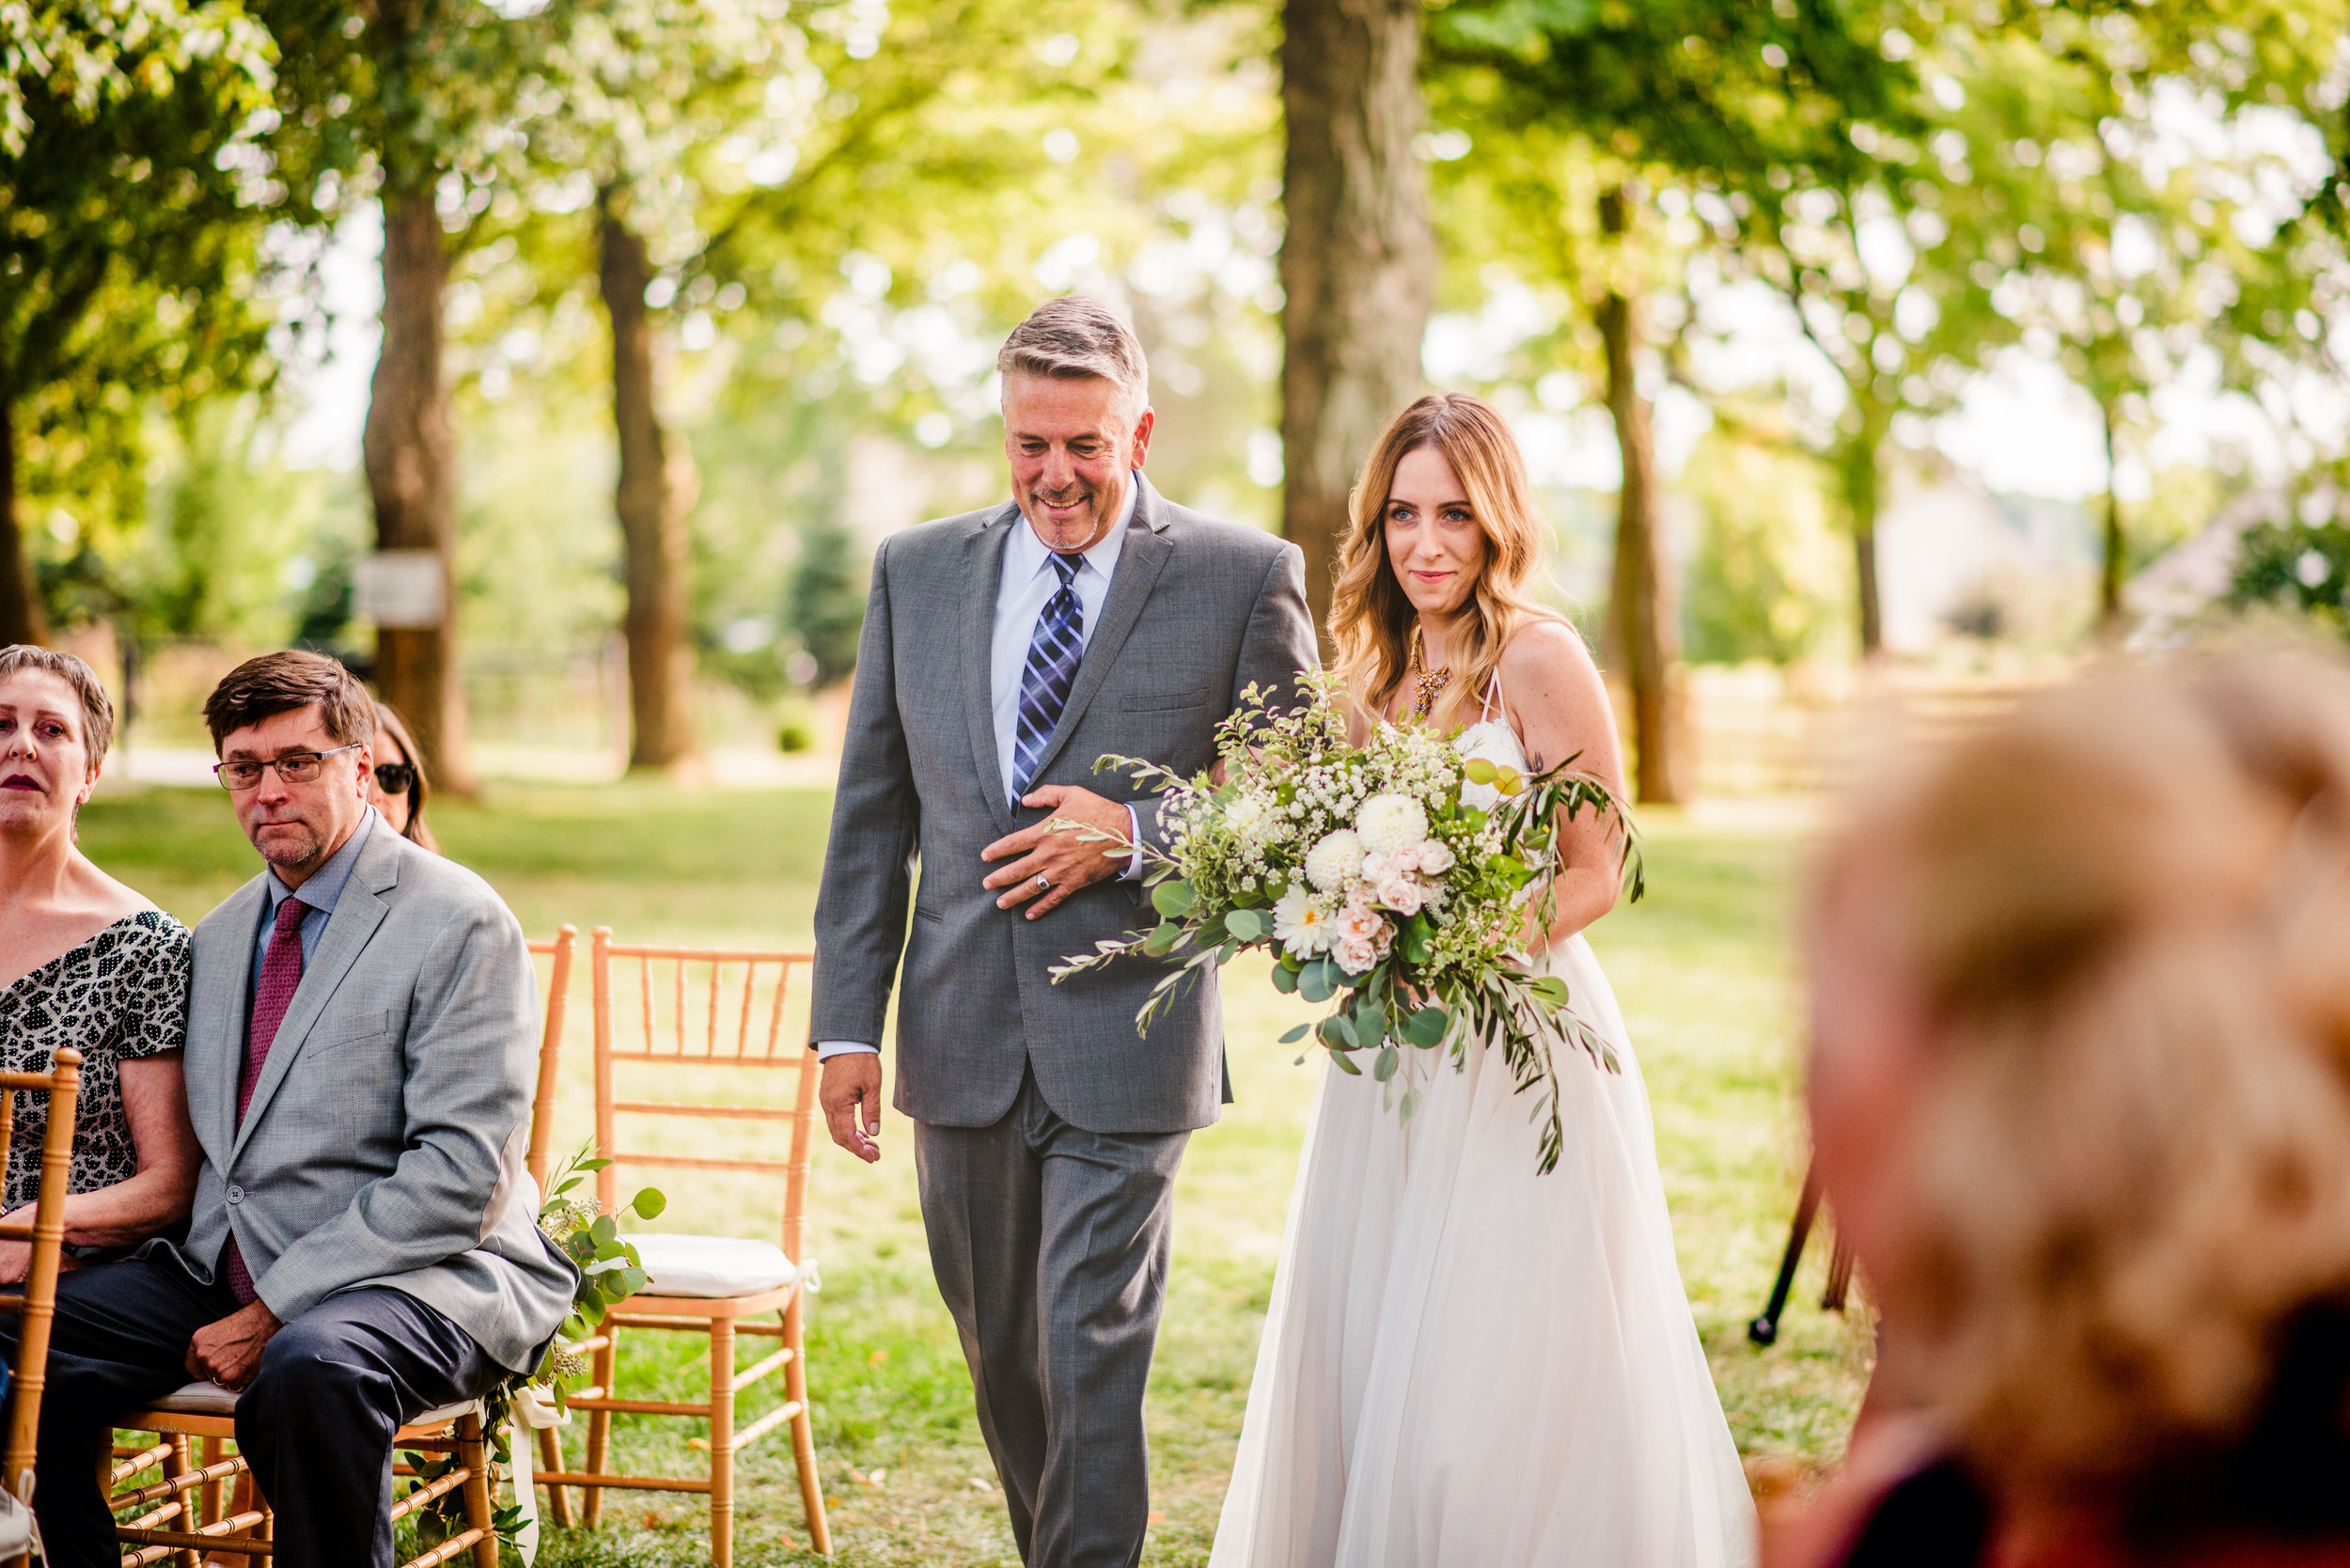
[1596,188,1684,806]
[2098,397,2126,631]
[597,191,699,773]
[362,186,475,792]
[0,399,50,648]
[1279,0,1435,651]
[1838,409,1888,657]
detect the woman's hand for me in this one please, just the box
[0,1217,28,1286]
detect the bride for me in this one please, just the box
[1210,394,1756,1567]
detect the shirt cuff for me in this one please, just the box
[1120,804,1144,882]
[814,1041,881,1060]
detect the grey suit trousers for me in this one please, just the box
[915,1068,1189,1568]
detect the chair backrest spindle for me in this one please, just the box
[587,930,820,1265]
[524,925,579,1194]
[3,1048,81,1505]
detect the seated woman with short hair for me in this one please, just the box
[1783,651,2350,1568]
[0,646,197,1278]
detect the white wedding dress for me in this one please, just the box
[1209,704,1757,1568]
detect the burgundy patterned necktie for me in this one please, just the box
[222,895,308,1305]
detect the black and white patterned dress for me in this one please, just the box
[0,909,191,1213]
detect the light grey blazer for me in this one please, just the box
[160,824,576,1373]
[810,476,1318,1134]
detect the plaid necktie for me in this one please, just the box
[1011,551,1085,807]
[222,894,308,1306]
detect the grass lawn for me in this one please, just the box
[81,779,1869,1565]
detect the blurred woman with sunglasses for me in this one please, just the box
[367,700,437,853]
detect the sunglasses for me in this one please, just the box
[373,761,416,794]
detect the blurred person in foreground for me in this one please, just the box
[1778,651,2350,1568]
[6,651,573,1568]
[0,645,198,1274]
[368,699,438,852]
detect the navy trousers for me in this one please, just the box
[4,1251,503,1568]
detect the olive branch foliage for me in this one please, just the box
[404,1143,666,1550]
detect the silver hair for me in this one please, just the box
[997,295,1150,419]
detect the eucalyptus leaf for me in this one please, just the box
[631,1188,666,1220]
[1143,921,1183,958]
[1279,1023,1310,1043]
[1530,976,1571,1008]
[1372,1045,1400,1083]
[1225,909,1265,942]
[1319,1014,1355,1050]
[1464,758,1498,784]
[1329,1047,1363,1075]
[1269,962,1299,995]
[1152,880,1198,918]
[589,1215,618,1247]
[1402,1005,1449,1047]
[1298,960,1336,1004]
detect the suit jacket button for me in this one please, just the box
[226,1184,244,1204]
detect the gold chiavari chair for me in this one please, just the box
[533,927,830,1565]
[0,1046,84,1568]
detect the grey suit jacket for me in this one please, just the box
[810,476,1318,1135]
[161,823,576,1372]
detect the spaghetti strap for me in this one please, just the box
[1478,672,1502,725]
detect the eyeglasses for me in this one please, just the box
[212,743,364,792]
[373,761,416,794]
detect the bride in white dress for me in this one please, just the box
[1211,394,1756,1568]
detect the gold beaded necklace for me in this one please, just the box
[1402,623,1450,724]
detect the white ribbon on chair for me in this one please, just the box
[507,1383,570,1564]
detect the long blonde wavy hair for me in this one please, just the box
[1329,394,1562,732]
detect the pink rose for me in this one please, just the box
[1374,871,1425,915]
[1331,892,1393,974]
[1413,839,1455,875]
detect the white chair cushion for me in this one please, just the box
[145,1380,477,1428]
[149,1380,239,1416]
[628,1233,797,1299]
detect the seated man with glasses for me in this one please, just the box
[5,651,575,1568]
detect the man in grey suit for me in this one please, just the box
[11,651,575,1568]
[811,296,1317,1567]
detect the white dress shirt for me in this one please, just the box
[818,478,1140,1061]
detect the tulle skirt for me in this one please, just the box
[1209,933,1758,1568]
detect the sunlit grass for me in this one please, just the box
[80,783,1866,1566]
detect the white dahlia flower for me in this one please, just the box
[1272,885,1334,956]
[1304,829,1366,893]
[1355,792,1430,856]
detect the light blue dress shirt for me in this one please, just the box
[989,480,1135,808]
[250,808,377,1009]
[817,479,1140,1063]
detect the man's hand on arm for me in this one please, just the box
[980,785,1136,918]
[819,1050,885,1164]
[186,1298,280,1391]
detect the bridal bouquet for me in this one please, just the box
[1050,672,1641,1174]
